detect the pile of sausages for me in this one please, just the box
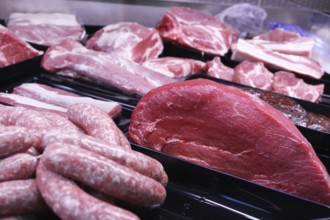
[0,103,168,220]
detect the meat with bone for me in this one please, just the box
[36,162,139,220]
[0,153,38,182]
[205,57,234,81]
[233,60,274,90]
[129,78,330,205]
[67,103,130,148]
[42,143,166,207]
[0,126,41,159]
[0,93,67,116]
[0,179,47,216]
[7,12,85,46]
[141,57,205,78]
[13,83,122,118]
[250,28,315,57]
[157,6,239,56]
[0,25,42,68]
[42,132,168,185]
[231,39,323,79]
[272,71,324,102]
[86,22,163,63]
[41,39,175,96]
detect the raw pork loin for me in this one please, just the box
[142,57,205,78]
[0,25,42,68]
[233,60,273,90]
[86,22,163,63]
[7,12,85,46]
[231,39,323,79]
[205,57,234,81]
[13,83,122,118]
[41,39,175,96]
[129,78,330,206]
[157,7,238,56]
[272,71,324,102]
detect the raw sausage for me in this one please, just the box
[0,153,38,182]
[0,179,47,216]
[36,162,139,220]
[67,103,130,148]
[42,131,168,185]
[0,126,41,159]
[42,143,166,207]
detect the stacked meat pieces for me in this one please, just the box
[0,103,167,219]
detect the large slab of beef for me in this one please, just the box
[272,71,324,102]
[0,25,42,68]
[251,28,315,57]
[141,57,205,78]
[7,12,85,46]
[157,7,238,56]
[13,83,122,118]
[129,78,330,206]
[233,60,273,90]
[86,22,163,63]
[41,39,175,97]
[231,39,323,79]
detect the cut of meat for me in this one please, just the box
[205,57,234,81]
[41,39,175,97]
[141,57,205,78]
[13,83,122,118]
[231,39,323,79]
[0,92,67,116]
[157,6,238,56]
[233,60,273,90]
[251,28,315,57]
[86,22,163,63]
[0,25,42,68]
[129,78,330,206]
[7,12,85,46]
[272,71,324,102]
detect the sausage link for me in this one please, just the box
[0,126,41,159]
[0,179,47,216]
[42,143,166,207]
[42,131,168,185]
[0,153,38,182]
[36,162,139,220]
[67,103,130,148]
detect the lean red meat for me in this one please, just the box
[0,25,42,68]
[86,22,163,63]
[41,39,175,96]
[142,57,205,78]
[251,28,315,57]
[233,60,273,90]
[205,57,234,81]
[272,71,324,102]
[129,78,330,206]
[7,12,85,46]
[231,39,323,79]
[157,6,238,56]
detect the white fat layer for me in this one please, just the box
[8,12,80,27]
[96,31,142,48]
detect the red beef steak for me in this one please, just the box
[129,78,330,206]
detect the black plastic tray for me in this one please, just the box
[2,74,330,219]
